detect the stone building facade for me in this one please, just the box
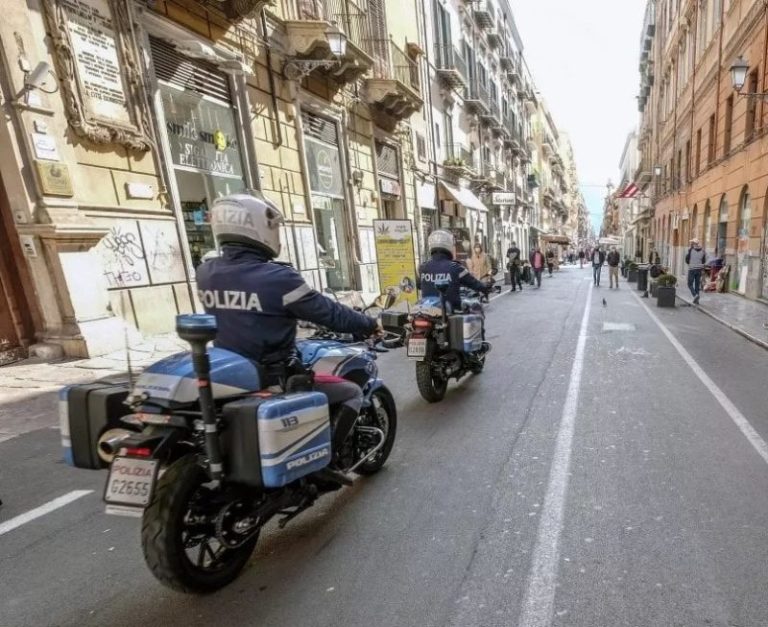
[635,0,768,299]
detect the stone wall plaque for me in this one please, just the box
[42,0,151,151]
[34,161,74,196]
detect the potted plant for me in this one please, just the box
[656,273,677,307]
[627,261,639,283]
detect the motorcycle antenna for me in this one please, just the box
[124,323,135,394]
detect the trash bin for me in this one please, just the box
[637,266,649,292]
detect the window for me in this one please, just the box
[415,132,427,162]
[746,69,759,140]
[724,94,733,154]
[695,128,702,176]
[434,122,441,150]
[708,114,716,163]
[685,140,691,183]
[676,150,682,189]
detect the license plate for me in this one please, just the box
[407,338,427,359]
[103,456,159,508]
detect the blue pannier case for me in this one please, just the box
[222,392,331,489]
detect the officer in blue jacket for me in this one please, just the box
[197,192,379,464]
[418,230,489,311]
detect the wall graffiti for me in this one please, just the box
[94,220,150,288]
[139,220,186,284]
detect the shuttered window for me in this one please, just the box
[150,37,232,104]
[376,141,399,177]
[301,110,339,146]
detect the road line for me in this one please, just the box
[0,490,93,537]
[518,281,593,627]
[634,292,768,466]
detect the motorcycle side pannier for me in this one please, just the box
[222,392,331,489]
[59,382,131,469]
[448,314,483,353]
[380,310,408,335]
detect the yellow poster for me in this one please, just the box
[373,220,418,305]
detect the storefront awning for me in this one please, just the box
[541,234,571,245]
[439,182,488,213]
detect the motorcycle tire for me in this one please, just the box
[415,361,448,403]
[141,455,258,594]
[354,388,397,475]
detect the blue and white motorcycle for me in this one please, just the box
[95,315,398,594]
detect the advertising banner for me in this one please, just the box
[373,220,418,305]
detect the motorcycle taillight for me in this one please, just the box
[413,319,433,329]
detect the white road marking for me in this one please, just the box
[0,490,93,537]
[518,281,593,627]
[634,293,768,466]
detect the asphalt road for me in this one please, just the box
[1,266,767,627]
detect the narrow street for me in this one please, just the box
[2,266,767,627]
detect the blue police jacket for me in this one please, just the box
[418,251,487,310]
[196,245,377,363]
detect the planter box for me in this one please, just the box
[656,286,676,307]
[650,281,659,297]
[627,269,639,282]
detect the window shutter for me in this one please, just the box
[301,110,338,145]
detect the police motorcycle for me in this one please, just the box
[405,279,490,403]
[59,313,400,594]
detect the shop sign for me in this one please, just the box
[162,87,244,179]
[305,137,343,197]
[373,220,418,305]
[491,192,516,206]
[379,177,401,197]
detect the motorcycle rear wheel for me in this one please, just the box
[354,388,397,475]
[141,455,258,594]
[415,361,448,403]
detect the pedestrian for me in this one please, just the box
[529,245,546,288]
[545,248,555,276]
[468,243,491,280]
[506,241,523,292]
[606,246,621,289]
[591,245,605,287]
[578,248,585,268]
[685,238,707,304]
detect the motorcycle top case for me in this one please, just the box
[448,314,483,353]
[59,382,130,469]
[221,392,331,489]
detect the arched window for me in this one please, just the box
[703,200,712,250]
[692,204,699,242]
[716,194,728,257]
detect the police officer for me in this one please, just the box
[418,230,490,311]
[197,192,380,465]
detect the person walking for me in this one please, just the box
[606,246,621,289]
[591,245,605,287]
[578,248,585,268]
[506,241,523,292]
[685,238,707,304]
[530,246,546,288]
[468,243,491,280]
[545,248,555,276]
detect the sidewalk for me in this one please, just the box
[676,289,768,350]
[0,335,188,442]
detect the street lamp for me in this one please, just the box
[283,24,348,81]
[730,56,749,92]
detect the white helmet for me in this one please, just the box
[210,192,284,257]
[428,229,455,258]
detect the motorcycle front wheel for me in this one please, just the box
[354,388,397,475]
[415,361,448,403]
[141,455,258,594]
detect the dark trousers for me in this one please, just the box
[593,264,601,285]
[687,269,702,297]
[510,265,522,290]
[533,268,543,287]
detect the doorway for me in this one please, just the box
[312,196,352,291]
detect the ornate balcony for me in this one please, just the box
[481,98,501,127]
[464,80,490,115]
[435,44,468,89]
[473,1,495,29]
[442,144,476,178]
[365,40,422,125]
[284,0,374,85]
[486,29,502,49]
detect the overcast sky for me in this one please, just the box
[512,0,647,233]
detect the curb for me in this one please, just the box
[675,294,768,352]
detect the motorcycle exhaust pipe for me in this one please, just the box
[98,429,135,464]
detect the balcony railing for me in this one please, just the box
[473,1,495,28]
[465,79,490,113]
[369,39,420,93]
[444,143,476,173]
[434,44,468,88]
[288,0,374,56]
